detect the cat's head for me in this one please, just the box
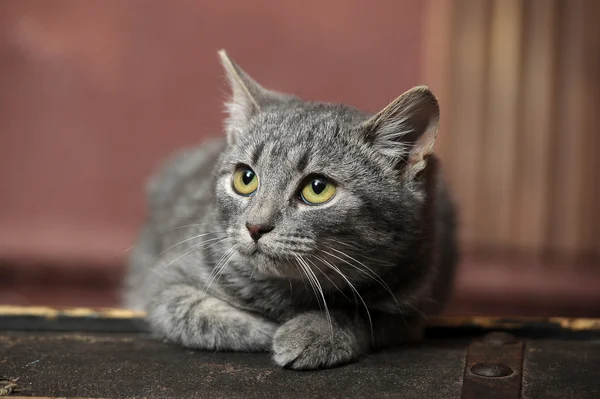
[213,50,440,282]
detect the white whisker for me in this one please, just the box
[312,254,374,342]
[324,238,393,264]
[156,233,227,261]
[163,241,207,268]
[158,223,207,234]
[404,302,429,321]
[297,255,333,341]
[305,257,350,302]
[293,255,321,311]
[322,247,400,310]
[202,245,238,299]
[249,263,258,280]
[210,246,239,291]
[162,235,229,269]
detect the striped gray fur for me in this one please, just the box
[123,50,458,370]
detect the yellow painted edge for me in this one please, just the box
[0,305,145,319]
[2,306,600,331]
[549,317,600,330]
[428,316,600,331]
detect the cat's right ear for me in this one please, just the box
[360,86,440,178]
[218,50,288,144]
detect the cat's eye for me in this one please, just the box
[300,176,336,205]
[232,166,258,196]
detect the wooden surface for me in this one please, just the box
[1,306,600,398]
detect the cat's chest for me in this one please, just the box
[219,274,315,321]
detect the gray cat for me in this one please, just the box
[123,50,458,370]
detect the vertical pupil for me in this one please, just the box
[242,170,254,185]
[312,179,326,194]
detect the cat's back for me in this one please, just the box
[146,137,225,213]
[122,138,225,309]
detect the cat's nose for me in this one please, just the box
[246,223,274,242]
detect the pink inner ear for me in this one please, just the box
[403,120,439,179]
[360,86,440,162]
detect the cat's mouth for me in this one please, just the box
[236,241,263,257]
[237,242,292,262]
[235,243,309,278]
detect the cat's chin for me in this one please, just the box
[236,247,305,279]
[255,263,301,279]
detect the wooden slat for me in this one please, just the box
[478,0,524,249]
[511,0,558,252]
[574,0,598,257]
[549,0,588,254]
[447,0,490,250]
[421,0,456,166]
[586,1,600,260]
[421,0,599,259]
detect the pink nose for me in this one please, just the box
[246,223,274,242]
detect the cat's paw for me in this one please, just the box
[246,319,278,351]
[272,312,364,370]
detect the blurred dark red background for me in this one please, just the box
[1,0,599,316]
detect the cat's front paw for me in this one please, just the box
[272,312,366,370]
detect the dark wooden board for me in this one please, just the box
[1,332,467,399]
[1,306,600,398]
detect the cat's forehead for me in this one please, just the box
[244,108,349,161]
[261,102,366,127]
[228,102,377,179]
[245,102,367,147]
[246,133,341,177]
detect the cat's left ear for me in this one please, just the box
[360,86,440,177]
[218,50,290,144]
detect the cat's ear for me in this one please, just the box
[218,49,288,144]
[361,86,440,177]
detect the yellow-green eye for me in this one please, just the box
[232,166,258,196]
[300,177,336,205]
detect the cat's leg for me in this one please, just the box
[272,311,426,369]
[272,310,371,369]
[147,284,278,351]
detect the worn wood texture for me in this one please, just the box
[1,306,600,398]
[2,332,467,399]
